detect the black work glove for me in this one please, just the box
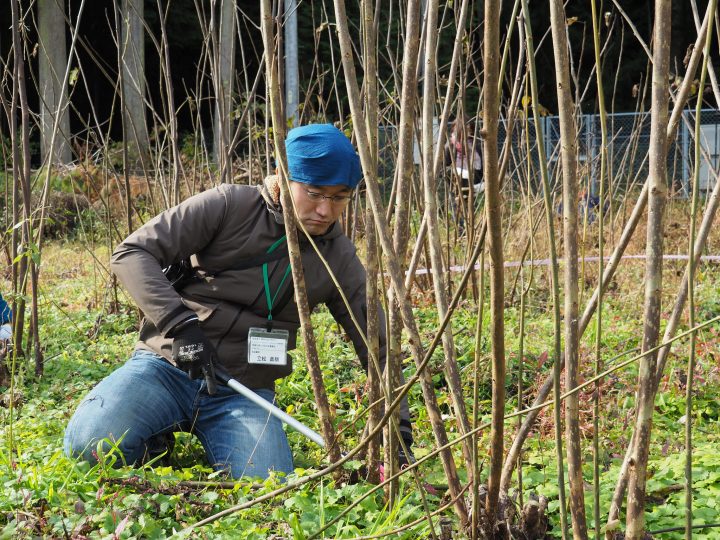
[170,319,217,395]
[398,431,416,468]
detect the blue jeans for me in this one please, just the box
[63,350,294,479]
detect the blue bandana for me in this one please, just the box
[285,124,362,189]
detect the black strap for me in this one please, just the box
[166,246,292,292]
[168,243,305,321]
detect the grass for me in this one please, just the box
[1,198,720,537]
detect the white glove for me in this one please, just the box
[0,324,11,341]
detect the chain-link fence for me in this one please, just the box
[535,108,720,197]
[377,109,720,200]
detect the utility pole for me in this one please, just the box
[284,0,299,126]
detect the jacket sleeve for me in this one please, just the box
[326,241,413,437]
[0,292,10,325]
[110,186,229,335]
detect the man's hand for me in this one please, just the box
[170,319,217,395]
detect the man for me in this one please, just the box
[64,124,412,479]
[448,118,484,196]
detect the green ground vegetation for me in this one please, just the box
[1,226,720,538]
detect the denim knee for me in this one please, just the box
[63,350,193,467]
[63,395,141,466]
[194,388,294,479]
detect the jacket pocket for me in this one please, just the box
[180,298,237,351]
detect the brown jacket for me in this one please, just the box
[111,178,386,386]
[113,181,414,432]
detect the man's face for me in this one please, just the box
[289,181,353,236]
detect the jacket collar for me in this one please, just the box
[260,175,342,241]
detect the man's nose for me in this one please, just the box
[314,198,333,216]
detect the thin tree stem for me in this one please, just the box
[550,0,587,536]
[504,0,712,493]
[589,0,609,536]
[625,1,671,537]
[332,0,469,524]
[481,0,505,531]
[471,248,485,539]
[685,4,716,536]
[259,0,341,463]
[520,2,569,538]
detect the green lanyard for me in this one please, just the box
[262,235,292,328]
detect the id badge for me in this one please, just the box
[248,327,289,366]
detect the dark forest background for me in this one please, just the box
[0,0,714,162]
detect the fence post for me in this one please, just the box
[682,109,690,197]
[714,110,719,193]
[587,113,596,196]
[284,0,299,126]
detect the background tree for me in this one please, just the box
[284,0,298,126]
[482,0,505,531]
[119,0,150,165]
[549,0,586,536]
[625,0,671,537]
[38,0,71,164]
[212,0,235,180]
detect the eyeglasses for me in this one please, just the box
[303,189,353,204]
